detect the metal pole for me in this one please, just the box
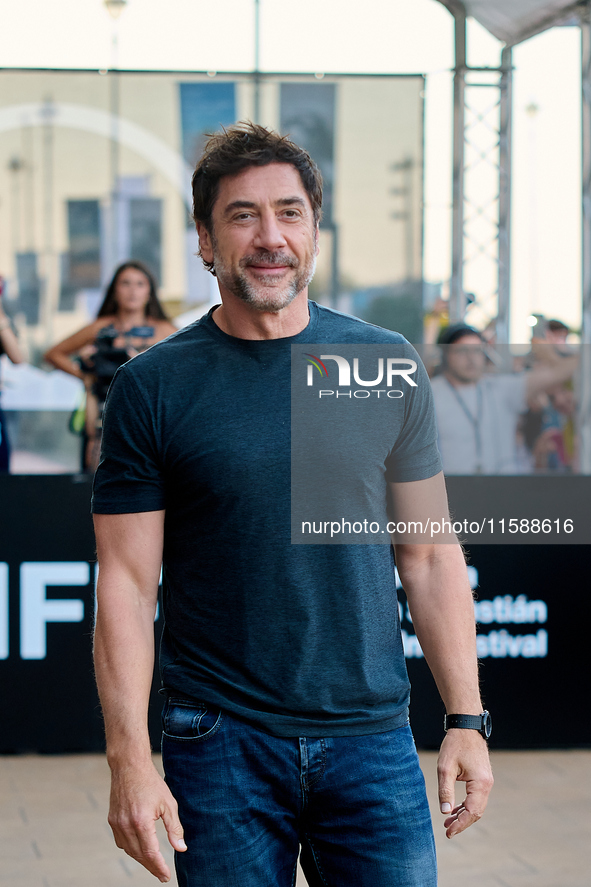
[8,157,22,257]
[40,96,58,347]
[579,8,591,471]
[253,0,261,124]
[497,45,513,344]
[582,10,591,345]
[104,0,127,272]
[22,124,35,253]
[330,225,339,308]
[110,27,121,269]
[450,2,466,323]
[404,158,414,281]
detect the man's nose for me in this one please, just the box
[253,211,288,251]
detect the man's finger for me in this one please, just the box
[161,804,187,852]
[132,843,171,884]
[437,757,456,816]
[444,772,493,838]
[111,819,172,882]
[465,779,493,815]
[443,804,478,838]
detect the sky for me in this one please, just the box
[0,0,583,341]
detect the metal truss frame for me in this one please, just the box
[448,2,512,342]
[580,2,591,469]
[441,0,591,470]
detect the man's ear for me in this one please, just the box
[196,221,214,264]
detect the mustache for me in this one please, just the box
[240,252,298,269]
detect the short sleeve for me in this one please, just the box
[384,347,442,483]
[91,365,165,514]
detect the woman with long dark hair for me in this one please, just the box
[45,261,176,470]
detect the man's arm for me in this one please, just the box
[389,472,493,839]
[525,350,578,404]
[93,511,186,883]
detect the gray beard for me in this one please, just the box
[214,249,316,313]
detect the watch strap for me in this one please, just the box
[444,711,492,739]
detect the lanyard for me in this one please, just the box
[445,378,484,473]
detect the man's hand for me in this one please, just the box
[108,760,187,882]
[437,729,493,839]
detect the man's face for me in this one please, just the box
[545,328,568,345]
[197,162,319,313]
[445,334,486,384]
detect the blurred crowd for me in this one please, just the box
[0,274,584,477]
[424,300,580,475]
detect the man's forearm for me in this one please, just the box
[93,575,158,767]
[92,511,184,879]
[526,354,578,402]
[396,542,481,713]
[391,477,492,837]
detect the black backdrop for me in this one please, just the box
[0,475,589,752]
[0,475,162,752]
[401,543,591,748]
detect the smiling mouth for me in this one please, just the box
[242,252,297,270]
[248,264,290,273]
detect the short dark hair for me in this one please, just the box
[97,261,170,321]
[192,121,323,273]
[437,323,484,346]
[545,319,569,335]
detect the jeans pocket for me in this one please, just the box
[162,697,223,741]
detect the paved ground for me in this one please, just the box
[1,749,589,887]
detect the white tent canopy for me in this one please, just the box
[437,0,581,46]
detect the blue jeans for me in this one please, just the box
[161,697,437,887]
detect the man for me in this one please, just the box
[531,317,570,347]
[92,123,493,887]
[431,324,577,474]
[543,318,570,346]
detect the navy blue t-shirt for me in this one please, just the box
[92,302,442,736]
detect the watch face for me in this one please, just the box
[482,711,492,739]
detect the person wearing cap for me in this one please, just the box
[431,324,577,474]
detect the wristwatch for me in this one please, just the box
[444,710,492,740]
